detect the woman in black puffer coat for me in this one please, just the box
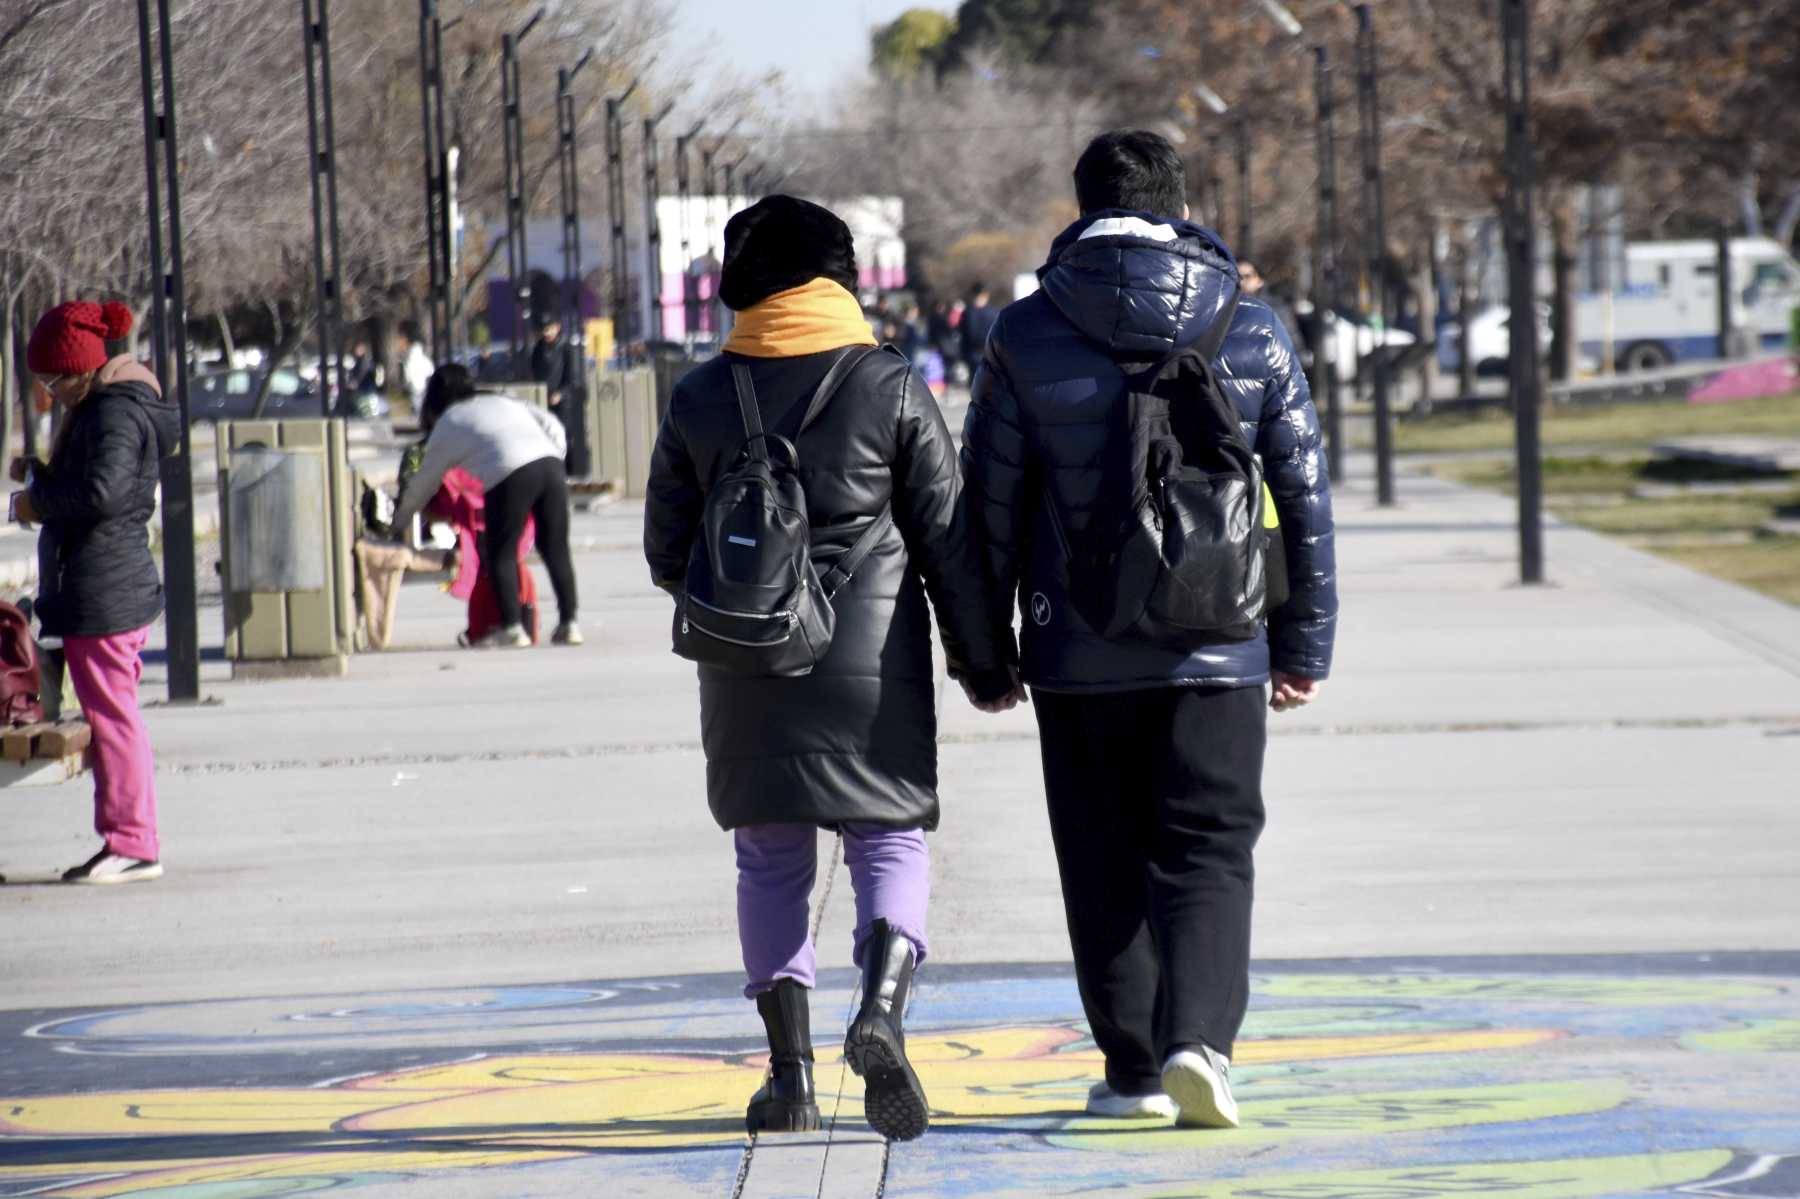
[14,301,180,885]
[645,196,1017,1142]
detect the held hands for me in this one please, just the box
[1271,671,1322,713]
[8,457,39,485]
[10,490,39,524]
[960,666,1029,714]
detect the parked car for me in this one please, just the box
[188,366,391,422]
[1436,304,1597,378]
[188,367,319,422]
[1294,304,1418,382]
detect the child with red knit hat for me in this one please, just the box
[13,301,182,884]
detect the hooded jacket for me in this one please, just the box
[961,211,1338,691]
[31,355,181,639]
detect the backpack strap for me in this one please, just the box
[819,509,893,600]
[795,344,881,436]
[813,344,903,598]
[730,362,768,464]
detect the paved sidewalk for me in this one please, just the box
[2,452,1798,1197]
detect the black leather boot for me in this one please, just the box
[746,979,820,1134]
[844,919,929,1141]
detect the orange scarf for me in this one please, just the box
[721,278,877,358]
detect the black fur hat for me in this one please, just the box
[719,195,860,311]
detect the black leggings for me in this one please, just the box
[483,456,577,629]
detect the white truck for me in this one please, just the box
[1576,237,1800,371]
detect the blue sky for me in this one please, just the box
[670,0,956,97]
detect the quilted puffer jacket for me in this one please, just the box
[645,346,1005,832]
[31,357,180,639]
[961,210,1337,692]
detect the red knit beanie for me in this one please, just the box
[27,301,134,376]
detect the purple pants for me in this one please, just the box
[736,821,929,997]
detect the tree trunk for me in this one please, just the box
[12,298,36,462]
[1549,190,1576,382]
[1457,242,1476,399]
[1416,235,1441,410]
[215,312,237,369]
[250,318,306,420]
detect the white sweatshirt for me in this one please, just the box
[392,393,567,530]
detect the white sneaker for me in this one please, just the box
[473,624,531,649]
[63,849,163,885]
[551,621,583,646]
[1086,1081,1176,1119]
[1162,1046,1239,1129]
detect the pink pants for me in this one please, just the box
[63,626,159,862]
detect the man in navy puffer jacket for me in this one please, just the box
[960,130,1338,1129]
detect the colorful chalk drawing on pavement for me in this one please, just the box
[1,959,1798,1197]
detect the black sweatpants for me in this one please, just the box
[483,456,577,630]
[1033,684,1267,1095]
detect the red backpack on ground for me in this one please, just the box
[0,601,45,727]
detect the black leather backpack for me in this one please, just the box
[672,347,887,676]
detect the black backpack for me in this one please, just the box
[672,347,888,677]
[1053,295,1288,647]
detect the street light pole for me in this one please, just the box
[605,76,640,364]
[302,0,347,415]
[1351,2,1395,505]
[701,145,717,335]
[416,1,453,363]
[500,8,544,370]
[554,51,594,477]
[134,0,199,703]
[643,102,674,343]
[1313,44,1345,485]
[557,51,593,345]
[1501,0,1544,583]
[675,122,704,343]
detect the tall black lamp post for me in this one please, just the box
[643,102,675,342]
[500,8,544,367]
[675,120,706,344]
[135,0,199,702]
[302,0,347,413]
[417,3,459,363]
[556,50,593,343]
[1501,0,1544,583]
[1312,45,1346,484]
[605,76,642,362]
[1346,1,1395,506]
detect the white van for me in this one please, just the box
[1576,237,1800,371]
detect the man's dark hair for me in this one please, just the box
[1073,130,1188,217]
[397,319,423,344]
